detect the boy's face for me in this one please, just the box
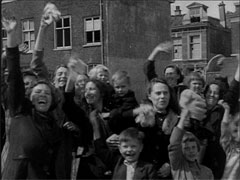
[119,138,143,163]
[189,80,203,94]
[230,113,240,142]
[182,141,199,162]
[113,79,130,97]
[97,70,109,83]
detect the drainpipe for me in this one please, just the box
[100,0,105,65]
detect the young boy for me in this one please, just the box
[107,70,138,134]
[168,109,213,180]
[219,101,240,179]
[93,127,158,180]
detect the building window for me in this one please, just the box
[190,8,200,22]
[84,17,101,45]
[189,35,201,59]
[54,16,71,49]
[22,19,35,52]
[2,28,7,50]
[173,38,182,59]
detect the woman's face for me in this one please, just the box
[206,84,220,108]
[148,82,170,112]
[85,82,101,106]
[30,84,52,112]
[54,67,68,89]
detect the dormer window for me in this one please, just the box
[190,8,200,22]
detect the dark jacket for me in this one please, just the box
[2,47,64,179]
[109,90,138,134]
[94,138,158,180]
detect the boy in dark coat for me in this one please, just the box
[91,122,158,180]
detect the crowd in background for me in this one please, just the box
[1,3,239,180]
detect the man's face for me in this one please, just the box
[164,67,179,87]
[119,138,143,163]
[182,141,199,162]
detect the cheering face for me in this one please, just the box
[189,80,203,95]
[206,84,220,109]
[96,70,109,84]
[182,141,199,162]
[148,82,170,112]
[30,84,52,112]
[113,79,130,97]
[164,67,179,87]
[119,138,143,163]
[55,67,68,89]
[85,82,101,106]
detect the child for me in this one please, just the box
[88,64,110,84]
[179,71,207,162]
[107,70,138,134]
[93,127,158,179]
[219,101,240,179]
[168,109,213,180]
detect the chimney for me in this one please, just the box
[219,1,226,27]
[175,6,181,15]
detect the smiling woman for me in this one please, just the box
[1,17,65,179]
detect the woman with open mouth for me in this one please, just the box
[2,17,65,179]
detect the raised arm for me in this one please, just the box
[218,101,231,152]
[143,41,172,81]
[3,17,25,116]
[168,109,189,170]
[30,13,52,80]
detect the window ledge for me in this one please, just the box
[172,59,183,61]
[83,42,101,48]
[53,47,72,51]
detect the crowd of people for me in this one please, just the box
[1,4,240,180]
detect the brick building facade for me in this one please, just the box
[2,0,173,100]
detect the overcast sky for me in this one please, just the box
[171,0,238,18]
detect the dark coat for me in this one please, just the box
[109,90,138,134]
[2,47,65,179]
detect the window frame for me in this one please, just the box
[83,16,101,47]
[54,15,72,50]
[172,37,183,60]
[22,19,35,53]
[188,34,201,60]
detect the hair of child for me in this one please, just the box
[88,64,110,80]
[119,127,145,144]
[184,71,205,88]
[182,131,201,152]
[112,70,130,85]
